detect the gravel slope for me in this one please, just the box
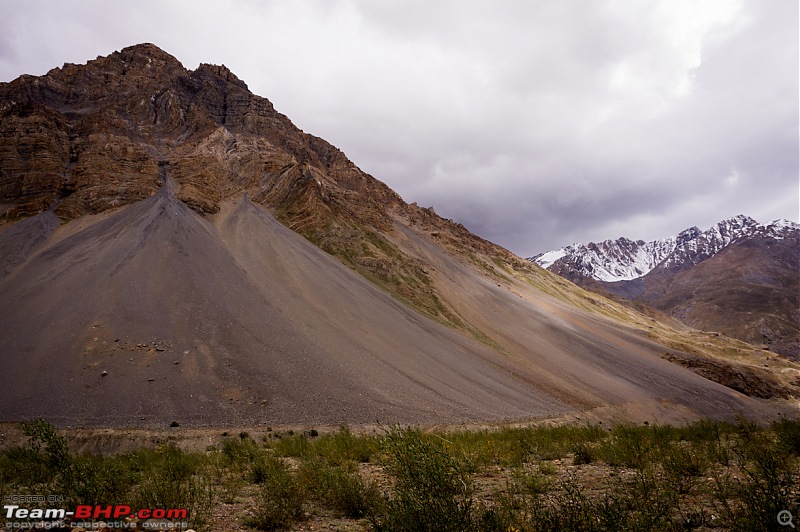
[0,188,783,427]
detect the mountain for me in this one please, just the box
[533,215,797,281]
[1,44,797,427]
[531,216,800,358]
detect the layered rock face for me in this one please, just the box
[0,44,396,218]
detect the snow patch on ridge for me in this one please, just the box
[533,248,568,269]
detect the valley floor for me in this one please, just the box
[1,417,798,531]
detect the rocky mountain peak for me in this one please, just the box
[713,214,759,240]
[194,63,249,91]
[65,42,187,85]
[531,214,798,282]
[115,43,184,69]
[676,226,701,244]
[727,213,757,226]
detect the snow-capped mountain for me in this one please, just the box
[530,215,800,359]
[531,215,799,282]
[533,237,673,282]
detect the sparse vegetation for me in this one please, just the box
[370,427,475,531]
[246,453,306,530]
[0,419,797,530]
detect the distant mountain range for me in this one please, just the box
[531,216,800,358]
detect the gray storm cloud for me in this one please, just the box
[1,0,796,255]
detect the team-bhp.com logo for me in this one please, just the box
[4,504,189,529]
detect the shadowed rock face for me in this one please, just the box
[0,44,795,427]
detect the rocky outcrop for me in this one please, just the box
[660,352,793,400]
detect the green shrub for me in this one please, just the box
[572,441,595,465]
[600,425,654,469]
[371,427,475,532]
[0,446,52,487]
[271,425,378,465]
[675,418,736,444]
[715,422,799,531]
[132,445,215,531]
[298,459,381,519]
[477,473,532,531]
[323,425,378,463]
[208,452,245,504]
[271,432,312,459]
[246,454,306,531]
[60,453,136,506]
[440,424,604,469]
[662,442,708,494]
[3,416,798,531]
[220,436,263,475]
[772,417,800,456]
[513,464,553,496]
[21,418,71,473]
[505,471,676,531]
[250,452,279,485]
[4,418,73,486]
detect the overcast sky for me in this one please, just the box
[1,0,797,256]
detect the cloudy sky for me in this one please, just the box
[1,0,797,256]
